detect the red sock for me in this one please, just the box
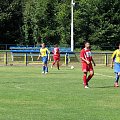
[87,74,93,83]
[83,74,87,86]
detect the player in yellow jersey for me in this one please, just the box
[37,43,50,74]
[111,43,120,87]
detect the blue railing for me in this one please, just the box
[10,47,74,54]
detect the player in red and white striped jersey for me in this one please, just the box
[51,44,60,70]
[80,41,96,88]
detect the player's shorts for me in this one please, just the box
[42,56,48,64]
[81,62,93,72]
[53,56,60,61]
[114,62,120,73]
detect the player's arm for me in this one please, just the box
[37,49,41,60]
[80,50,90,64]
[47,48,50,60]
[37,54,41,60]
[111,51,116,69]
[111,60,114,69]
[80,57,90,64]
[47,48,50,55]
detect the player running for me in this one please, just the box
[51,44,60,70]
[111,43,120,87]
[37,43,50,74]
[80,41,96,88]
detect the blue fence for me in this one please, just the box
[10,46,73,54]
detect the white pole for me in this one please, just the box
[71,0,74,52]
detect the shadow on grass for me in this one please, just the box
[0,81,25,84]
[92,86,114,89]
[49,72,70,74]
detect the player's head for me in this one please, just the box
[116,42,120,49]
[41,43,45,48]
[84,41,90,49]
[54,44,58,48]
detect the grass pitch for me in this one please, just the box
[0,65,120,120]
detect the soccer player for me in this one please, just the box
[80,41,96,88]
[37,43,50,74]
[111,43,120,87]
[51,44,60,70]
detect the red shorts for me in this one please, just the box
[53,56,60,61]
[82,62,93,72]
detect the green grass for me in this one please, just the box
[0,65,120,120]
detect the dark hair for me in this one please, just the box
[84,41,90,45]
[118,42,120,46]
[83,41,91,49]
[116,42,120,47]
[54,44,58,47]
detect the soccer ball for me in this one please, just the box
[71,66,74,69]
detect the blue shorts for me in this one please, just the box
[114,63,120,73]
[42,57,48,64]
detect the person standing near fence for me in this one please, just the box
[37,43,50,74]
[111,43,120,87]
[80,41,96,89]
[51,44,60,70]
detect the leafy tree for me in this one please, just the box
[0,0,120,50]
[0,0,23,44]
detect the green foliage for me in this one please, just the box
[22,0,48,45]
[56,1,71,45]
[0,0,120,49]
[74,0,120,49]
[0,0,22,44]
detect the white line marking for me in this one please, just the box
[15,85,21,89]
[14,84,32,91]
[14,85,24,90]
[95,73,114,78]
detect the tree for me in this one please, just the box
[55,0,71,46]
[0,0,120,50]
[74,0,120,49]
[0,0,23,44]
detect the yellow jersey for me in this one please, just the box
[112,49,120,63]
[40,48,50,57]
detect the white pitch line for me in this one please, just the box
[15,85,21,89]
[14,84,32,91]
[14,85,23,90]
[95,73,114,78]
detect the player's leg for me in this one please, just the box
[82,63,89,88]
[57,60,60,70]
[86,70,94,87]
[45,57,49,74]
[87,70,94,84]
[42,64,46,73]
[52,61,56,65]
[118,72,120,85]
[114,63,120,87]
[42,57,46,73]
[56,57,60,70]
[114,72,119,87]
[51,60,56,68]
[51,56,56,68]
[86,63,94,85]
[83,72,88,88]
[45,64,48,74]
